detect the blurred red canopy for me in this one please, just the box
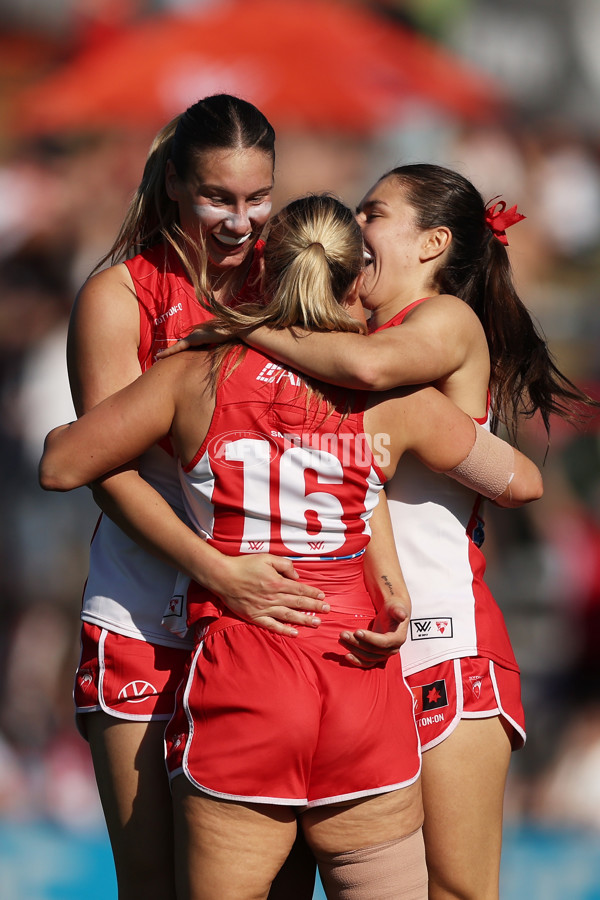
[11,0,506,138]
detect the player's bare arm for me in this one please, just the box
[41,354,328,629]
[237,294,484,391]
[341,491,411,668]
[156,294,488,392]
[374,385,543,507]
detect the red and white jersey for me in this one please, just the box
[164,347,385,634]
[80,243,264,647]
[374,303,519,676]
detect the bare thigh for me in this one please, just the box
[171,775,298,900]
[268,828,317,900]
[421,717,512,900]
[85,712,176,900]
[302,784,426,900]
[301,780,423,856]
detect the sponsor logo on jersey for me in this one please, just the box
[256,362,302,386]
[410,617,453,640]
[154,302,183,326]
[118,680,158,703]
[307,541,325,551]
[164,594,184,618]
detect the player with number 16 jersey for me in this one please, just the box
[163,346,421,806]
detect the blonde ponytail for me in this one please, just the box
[210,194,365,335]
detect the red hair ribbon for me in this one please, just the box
[484,199,526,245]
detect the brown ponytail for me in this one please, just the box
[386,164,598,440]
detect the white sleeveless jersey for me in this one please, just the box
[377,304,519,676]
[387,441,519,674]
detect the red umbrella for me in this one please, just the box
[11,0,505,138]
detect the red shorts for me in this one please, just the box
[165,607,421,808]
[406,657,525,752]
[74,622,190,734]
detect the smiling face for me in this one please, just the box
[356,175,431,315]
[167,146,274,281]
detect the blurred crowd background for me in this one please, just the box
[1,0,600,895]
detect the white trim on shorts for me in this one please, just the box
[421,657,526,753]
[419,658,463,753]
[169,642,422,809]
[75,627,177,725]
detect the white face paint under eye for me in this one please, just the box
[192,199,272,238]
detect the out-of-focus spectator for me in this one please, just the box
[532,703,600,831]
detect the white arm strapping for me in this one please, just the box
[445,421,515,501]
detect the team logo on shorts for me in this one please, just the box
[419,679,448,713]
[470,677,483,699]
[170,732,187,751]
[410,617,453,641]
[78,669,94,692]
[118,681,158,703]
[165,594,184,618]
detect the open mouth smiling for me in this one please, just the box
[212,232,253,248]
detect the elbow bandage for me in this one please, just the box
[447,421,515,500]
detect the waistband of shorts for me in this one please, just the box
[285,555,367,591]
[199,611,247,640]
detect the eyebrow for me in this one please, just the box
[197,182,273,195]
[356,198,388,214]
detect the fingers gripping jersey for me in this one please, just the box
[164,348,386,633]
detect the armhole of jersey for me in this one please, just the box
[122,257,149,369]
[181,352,235,473]
[369,456,388,487]
[371,296,431,333]
[376,301,491,431]
[474,390,492,426]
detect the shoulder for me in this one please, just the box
[155,349,212,382]
[405,294,479,327]
[405,294,486,347]
[68,265,139,356]
[153,350,214,412]
[70,265,138,343]
[76,263,135,306]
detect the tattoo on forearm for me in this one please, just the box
[381,575,394,596]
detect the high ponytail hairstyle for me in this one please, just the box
[210,193,365,334]
[207,194,366,411]
[93,94,275,301]
[383,164,598,440]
